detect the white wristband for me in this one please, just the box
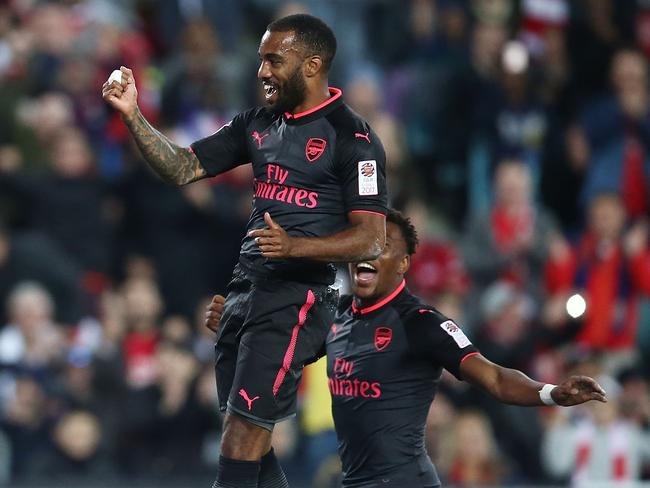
[539,384,558,406]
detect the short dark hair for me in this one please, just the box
[386,209,419,255]
[267,14,337,71]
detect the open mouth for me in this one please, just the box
[355,262,378,285]
[263,81,278,103]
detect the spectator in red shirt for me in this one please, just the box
[462,159,558,328]
[545,192,650,350]
[120,277,162,389]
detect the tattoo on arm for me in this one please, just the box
[124,109,206,185]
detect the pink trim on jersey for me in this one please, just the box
[272,289,316,396]
[352,279,406,315]
[460,351,480,364]
[187,146,194,154]
[349,210,386,217]
[284,88,342,119]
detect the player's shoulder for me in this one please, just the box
[400,299,470,349]
[239,106,275,124]
[224,107,278,136]
[325,104,378,144]
[395,291,450,328]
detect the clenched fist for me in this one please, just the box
[205,294,226,334]
[101,66,138,120]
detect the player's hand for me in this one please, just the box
[551,375,607,406]
[101,66,138,120]
[204,294,226,334]
[248,212,293,259]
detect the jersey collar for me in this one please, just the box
[283,87,343,124]
[352,279,406,315]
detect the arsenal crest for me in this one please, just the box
[306,138,327,162]
[374,327,392,351]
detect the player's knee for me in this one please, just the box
[220,413,272,460]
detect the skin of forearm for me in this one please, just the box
[492,367,546,406]
[289,224,384,262]
[123,108,205,186]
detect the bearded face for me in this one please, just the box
[258,30,309,114]
[263,63,307,115]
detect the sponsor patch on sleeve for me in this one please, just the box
[439,320,472,348]
[358,160,378,196]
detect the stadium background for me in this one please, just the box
[0,0,649,486]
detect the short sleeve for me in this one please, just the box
[190,110,254,176]
[335,129,388,215]
[405,308,478,380]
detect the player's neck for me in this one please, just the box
[355,278,405,310]
[291,84,331,115]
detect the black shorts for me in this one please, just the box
[215,264,338,427]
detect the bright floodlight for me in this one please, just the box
[502,40,529,74]
[566,293,587,319]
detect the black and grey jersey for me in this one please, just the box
[190,88,388,284]
[326,281,479,487]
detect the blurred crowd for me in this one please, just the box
[0,0,649,486]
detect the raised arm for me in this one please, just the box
[101,66,206,186]
[460,353,607,407]
[250,210,385,262]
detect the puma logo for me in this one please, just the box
[238,388,260,411]
[252,131,269,148]
[354,132,370,143]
